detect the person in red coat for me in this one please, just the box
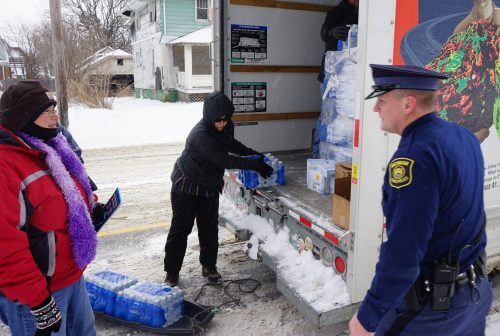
[0,81,98,336]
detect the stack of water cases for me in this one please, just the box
[239,154,285,189]
[315,25,358,164]
[86,271,184,328]
[114,282,184,328]
[86,271,137,315]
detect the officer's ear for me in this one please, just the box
[403,95,417,115]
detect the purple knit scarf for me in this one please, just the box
[18,132,97,269]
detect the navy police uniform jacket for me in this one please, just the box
[357,112,486,332]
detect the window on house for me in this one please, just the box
[117,59,124,66]
[196,0,209,21]
[149,1,157,22]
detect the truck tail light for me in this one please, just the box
[334,256,346,275]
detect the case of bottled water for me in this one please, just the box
[307,159,336,195]
[319,142,353,163]
[326,116,354,147]
[114,282,184,328]
[240,154,285,189]
[85,271,137,315]
[316,25,358,162]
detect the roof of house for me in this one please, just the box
[168,25,212,45]
[81,47,132,70]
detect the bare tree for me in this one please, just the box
[62,0,130,53]
[7,23,47,79]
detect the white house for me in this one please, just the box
[122,0,213,102]
[81,46,134,89]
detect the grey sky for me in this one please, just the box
[0,0,49,29]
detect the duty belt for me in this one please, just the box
[404,253,486,311]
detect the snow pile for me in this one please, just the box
[219,195,351,313]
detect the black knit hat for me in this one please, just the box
[0,81,57,130]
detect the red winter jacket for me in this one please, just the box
[0,126,88,308]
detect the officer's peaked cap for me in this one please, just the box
[365,64,448,99]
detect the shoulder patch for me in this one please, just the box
[389,158,414,189]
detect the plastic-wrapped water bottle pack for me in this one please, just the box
[315,25,358,163]
[85,271,184,328]
[114,282,184,328]
[86,270,138,315]
[239,154,285,189]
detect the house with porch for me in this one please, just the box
[122,0,213,102]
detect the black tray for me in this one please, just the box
[94,300,216,335]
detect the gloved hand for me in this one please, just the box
[92,202,106,224]
[254,157,274,179]
[31,296,62,336]
[328,25,349,41]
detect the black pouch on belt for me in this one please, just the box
[404,278,428,310]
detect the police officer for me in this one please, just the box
[349,64,492,335]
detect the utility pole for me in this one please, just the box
[49,0,69,127]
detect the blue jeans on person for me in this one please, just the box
[0,277,96,336]
[376,276,493,336]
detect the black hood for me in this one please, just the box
[202,91,234,127]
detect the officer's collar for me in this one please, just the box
[402,112,438,138]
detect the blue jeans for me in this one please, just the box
[376,276,492,336]
[0,277,96,336]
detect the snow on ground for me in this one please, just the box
[68,97,203,149]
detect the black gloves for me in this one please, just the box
[255,157,273,179]
[31,296,62,336]
[328,25,349,41]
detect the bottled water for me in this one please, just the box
[326,116,354,147]
[277,161,285,185]
[319,142,353,163]
[316,25,358,164]
[114,282,184,327]
[240,154,285,189]
[85,271,137,315]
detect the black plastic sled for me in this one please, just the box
[94,300,216,335]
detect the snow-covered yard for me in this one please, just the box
[68,97,203,149]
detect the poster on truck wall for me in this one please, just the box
[231,24,267,63]
[231,82,267,113]
[394,0,500,207]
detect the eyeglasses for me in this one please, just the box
[44,107,58,116]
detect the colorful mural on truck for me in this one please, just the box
[394,0,500,206]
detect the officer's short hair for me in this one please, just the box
[395,89,437,109]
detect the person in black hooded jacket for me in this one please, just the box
[318,0,359,83]
[164,91,273,286]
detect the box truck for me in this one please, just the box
[212,0,500,327]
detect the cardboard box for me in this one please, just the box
[306,159,335,195]
[333,162,352,230]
